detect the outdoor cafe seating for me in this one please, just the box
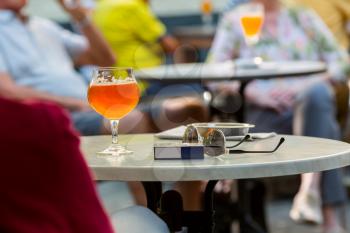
[1,0,350,233]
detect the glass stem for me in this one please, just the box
[111,120,119,145]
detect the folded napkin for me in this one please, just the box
[155,126,276,141]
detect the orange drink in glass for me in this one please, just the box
[239,3,264,45]
[241,15,263,39]
[87,67,140,156]
[201,0,213,15]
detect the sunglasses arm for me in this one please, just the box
[228,137,285,154]
[226,135,251,149]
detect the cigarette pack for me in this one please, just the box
[154,142,204,160]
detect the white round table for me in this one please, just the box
[82,134,350,233]
[82,134,350,182]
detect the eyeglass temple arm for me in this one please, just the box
[226,135,251,149]
[228,137,285,154]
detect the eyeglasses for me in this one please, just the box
[183,125,285,157]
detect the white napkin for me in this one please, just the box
[155,126,276,141]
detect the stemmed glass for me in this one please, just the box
[239,2,264,46]
[235,2,264,69]
[88,67,140,156]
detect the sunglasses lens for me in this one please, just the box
[204,146,226,157]
[203,129,226,157]
[182,125,200,143]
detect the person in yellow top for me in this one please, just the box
[93,0,176,69]
[284,0,350,49]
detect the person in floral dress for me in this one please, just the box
[208,0,350,232]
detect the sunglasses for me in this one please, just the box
[182,125,285,157]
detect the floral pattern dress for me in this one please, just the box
[208,6,350,109]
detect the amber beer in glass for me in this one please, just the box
[87,67,140,156]
[88,82,139,120]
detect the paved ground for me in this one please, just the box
[97,182,349,233]
[267,200,350,233]
[267,200,322,233]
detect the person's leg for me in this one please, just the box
[127,182,147,206]
[152,96,210,131]
[70,110,105,136]
[290,172,323,224]
[246,105,293,134]
[117,109,157,134]
[174,181,204,210]
[293,82,347,230]
[111,206,170,233]
[321,169,348,233]
[144,84,209,131]
[294,82,340,139]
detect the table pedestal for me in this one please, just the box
[235,81,268,233]
[142,181,217,233]
[142,180,267,233]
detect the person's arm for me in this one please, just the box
[129,2,179,54]
[159,35,179,54]
[0,73,90,111]
[57,0,115,67]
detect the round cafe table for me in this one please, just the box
[82,134,350,233]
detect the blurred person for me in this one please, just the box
[208,0,350,232]
[94,0,177,69]
[0,96,170,233]
[93,0,209,209]
[0,0,158,136]
[284,0,350,50]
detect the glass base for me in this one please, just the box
[97,144,133,156]
[244,35,260,46]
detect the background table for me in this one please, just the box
[135,60,327,126]
[135,61,327,83]
[82,134,350,233]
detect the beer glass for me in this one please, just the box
[88,67,140,156]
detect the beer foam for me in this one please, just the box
[93,78,137,86]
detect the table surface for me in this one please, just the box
[135,61,326,83]
[82,134,350,182]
